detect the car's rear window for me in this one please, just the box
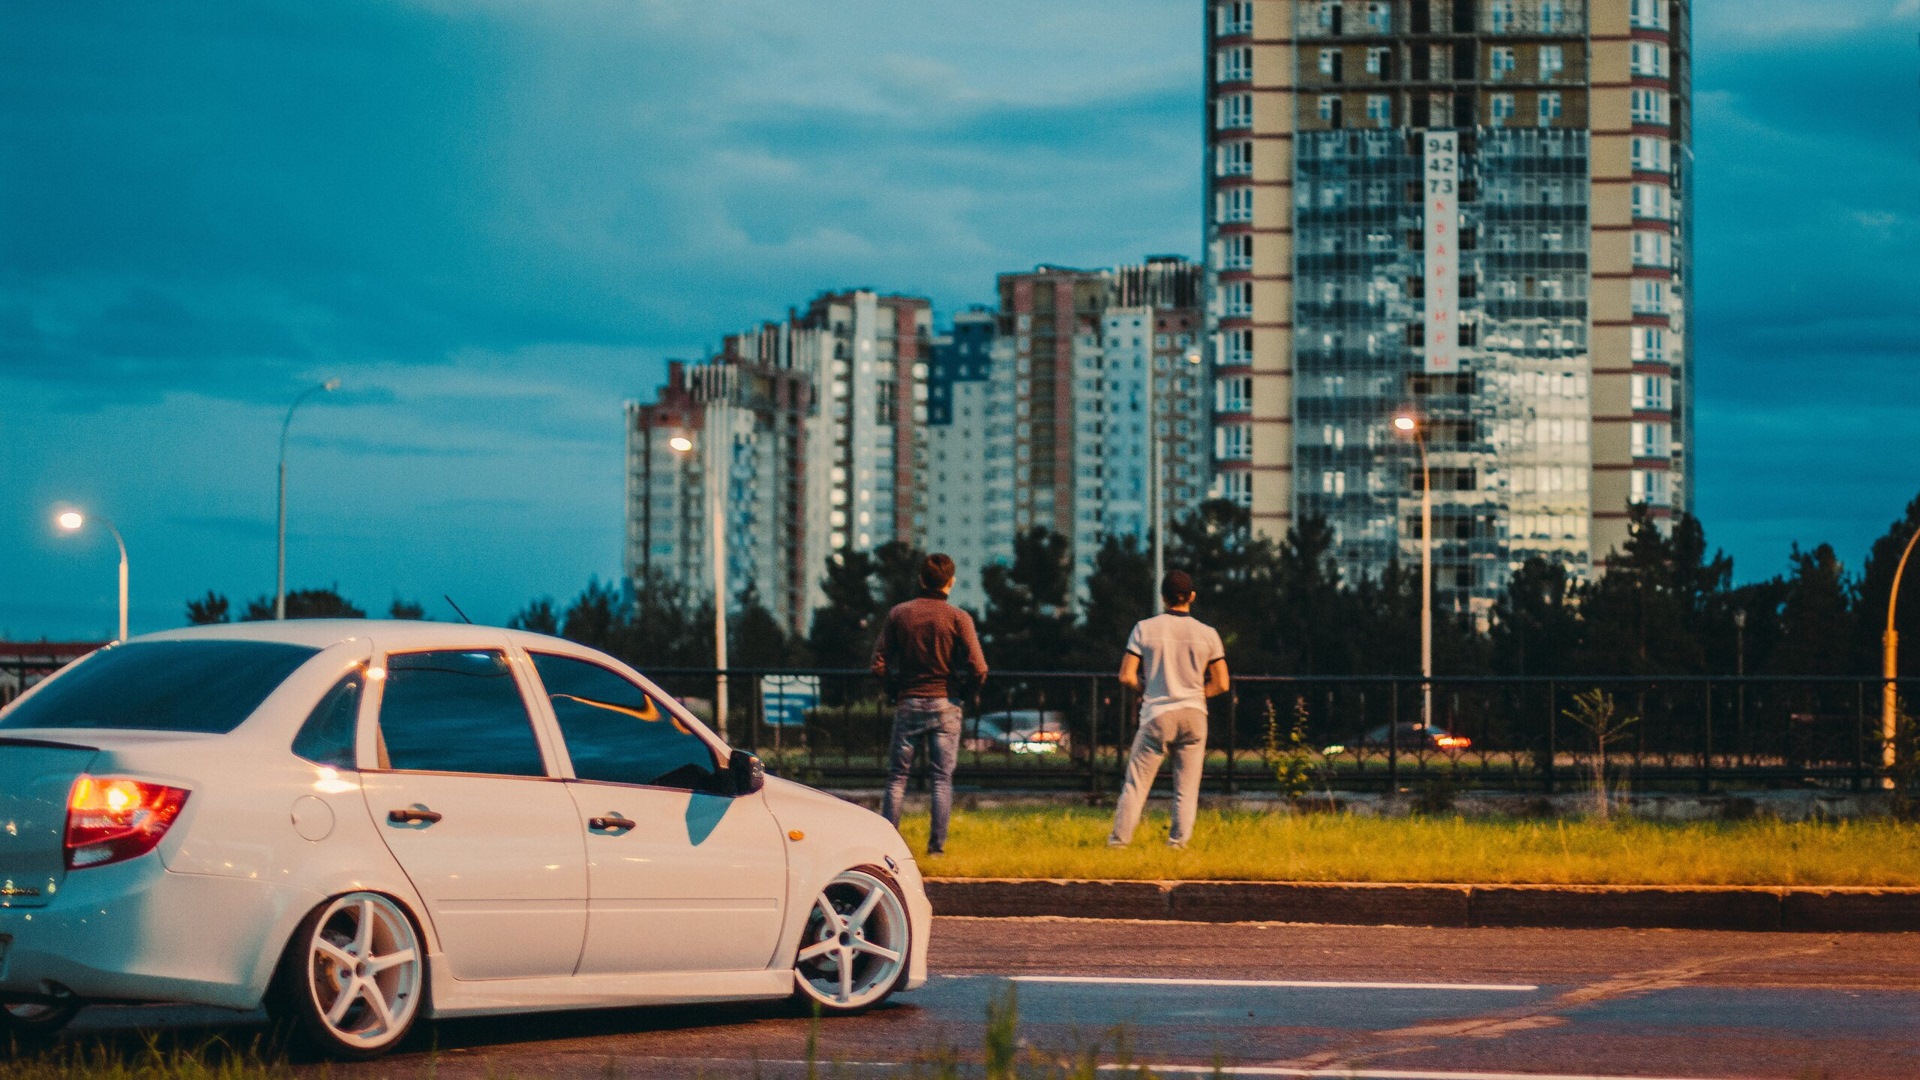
[0,640,321,734]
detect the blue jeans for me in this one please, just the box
[881,699,963,854]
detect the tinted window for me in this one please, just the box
[293,669,363,768]
[377,650,546,777]
[0,640,319,733]
[530,653,717,790]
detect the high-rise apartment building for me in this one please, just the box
[797,291,935,555]
[924,308,1014,609]
[994,258,1210,592]
[624,345,822,636]
[1204,0,1691,612]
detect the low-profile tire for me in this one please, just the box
[792,867,911,1015]
[269,892,426,1061]
[1,997,81,1048]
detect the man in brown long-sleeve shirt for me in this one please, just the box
[870,553,988,856]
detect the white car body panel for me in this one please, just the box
[0,620,931,1023]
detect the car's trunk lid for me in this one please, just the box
[0,737,97,908]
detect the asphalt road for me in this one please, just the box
[61,917,1920,1079]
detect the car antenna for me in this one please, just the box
[443,595,474,624]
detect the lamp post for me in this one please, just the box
[670,416,729,742]
[1393,413,1433,729]
[56,509,128,643]
[277,379,341,620]
[1883,526,1920,787]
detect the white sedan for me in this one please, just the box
[0,621,930,1058]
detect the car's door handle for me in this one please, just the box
[388,808,443,825]
[589,815,637,832]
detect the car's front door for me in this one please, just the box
[526,651,786,976]
[359,646,588,981]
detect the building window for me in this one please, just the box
[1539,44,1565,80]
[1226,280,1255,317]
[1630,422,1669,458]
[1318,48,1343,81]
[1220,233,1254,270]
[1320,470,1348,495]
[1216,186,1254,223]
[1217,92,1254,130]
[1215,375,1253,413]
[1489,46,1515,80]
[1316,2,1343,36]
[1631,279,1669,315]
[1630,0,1670,30]
[1365,46,1392,76]
[1631,326,1667,362]
[1631,373,1670,411]
[1540,0,1566,29]
[1631,88,1670,125]
[1630,42,1668,78]
[1631,469,1672,507]
[1216,424,1253,461]
[1631,182,1670,221]
[1366,94,1392,127]
[1631,230,1671,267]
[1318,94,1343,127]
[1630,136,1670,173]
[1218,45,1253,83]
[1490,93,1516,126]
[1489,0,1516,33]
[1216,139,1254,176]
[1222,328,1254,366]
[1537,91,1562,126]
[1364,2,1391,32]
[1213,470,1253,508]
[1217,1,1253,35]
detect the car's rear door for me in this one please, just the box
[523,649,786,976]
[358,643,588,981]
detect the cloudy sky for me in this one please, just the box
[3,0,1916,641]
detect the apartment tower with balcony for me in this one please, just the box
[1205,0,1691,612]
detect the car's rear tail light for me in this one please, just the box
[65,775,190,870]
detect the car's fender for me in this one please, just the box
[758,778,930,990]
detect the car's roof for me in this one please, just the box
[134,619,582,654]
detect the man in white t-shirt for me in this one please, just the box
[1108,570,1230,849]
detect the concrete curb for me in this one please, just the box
[926,878,1920,933]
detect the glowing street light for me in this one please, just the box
[277,378,341,620]
[670,426,729,739]
[55,508,129,643]
[1882,527,1920,787]
[1392,412,1433,730]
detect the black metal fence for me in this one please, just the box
[645,668,1920,795]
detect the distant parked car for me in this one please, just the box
[0,622,930,1058]
[1322,722,1470,756]
[963,710,1071,755]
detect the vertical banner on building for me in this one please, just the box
[1423,131,1460,374]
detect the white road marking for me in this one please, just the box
[1007,975,1539,993]
[742,1062,1724,1080]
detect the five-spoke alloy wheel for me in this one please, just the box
[273,892,424,1059]
[793,868,909,1013]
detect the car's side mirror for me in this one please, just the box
[729,749,764,797]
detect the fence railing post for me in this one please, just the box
[1545,678,1557,796]
[1387,680,1399,795]
[1224,689,1239,796]
[1699,678,1713,795]
[1086,675,1100,800]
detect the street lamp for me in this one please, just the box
[55,509,129,643]
[1392,413,1433,730]
[1882,527,1920,787]
[277,379,341,620]
[670,420,729,740]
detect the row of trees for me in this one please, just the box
[184,494,1920,680]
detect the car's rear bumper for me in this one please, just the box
[0,857,319,1010]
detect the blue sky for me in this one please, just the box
[2,0,1916,640]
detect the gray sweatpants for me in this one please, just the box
[1107,707,1208,847]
